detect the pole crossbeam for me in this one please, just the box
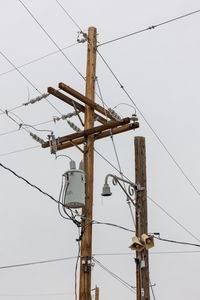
[59,82,116,121]
[48,87,107,124]
[42,122,139,151]
[42,117,138,149]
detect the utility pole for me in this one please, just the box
[41,26,139,300]
[134,136,150,300]
[79,26,97,300]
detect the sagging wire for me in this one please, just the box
[93,257,136,294]
[58,174,80,227]
[95,77,136,227]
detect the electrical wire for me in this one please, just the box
[150,278,156,300]
[0,145,40,157]
[95,76,136,226]
[96,49,200,207]
[92,220,135,233]
[0,161,80,226]
[0,256,77,270]
[0,42,79,78]
[93,257,136,293]
[75,228,81,300]
[18,0,85,80]
[148,195,200,243]
[98,9,200,47]
[0,49,62,115]
[0,292,72,297]
[55,0,83,32]
[154,235,200,248]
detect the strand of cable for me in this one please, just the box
[93,257,136,293]
[0,162,80,226]
[0,111,78,138]
[91,219,135,233]
[0,42,79,78]
[55,0,83,31]
[0,292,72,297]
[75,228,81,300]
[95,76,136,225]
[2,249,200,271]
[98,9,200,47]
[0,256,78,270]
[18,0,85,81]
[0,50,62,115]
[96,49,200,203]
[148,195,200,243]
[150,278,156,300]
[0,108,47,145]
[0,145,40,157]
[154,235,200,248]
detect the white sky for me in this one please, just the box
[0,0,200,299]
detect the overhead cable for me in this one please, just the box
[18,0,85,80]
[97,49,200,206]
[154,235,200,248]
[0,42,78,78]
[98,9,200,47]
[93,257,136,294]
[55,0,83,32]
[0,49,62,115]
[148,195,200,243]
[0,162,79,226]
[0,256,77,270]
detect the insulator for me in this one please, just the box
[53,111,78,123]
[108,108,122,121]
[23,93,49,106]
[30,132,45,145]
[49,134,57,154]
[67,121,81,133]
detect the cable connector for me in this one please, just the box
[108,108,122,121]
[67,120,81,133]
[23,93,49,106]
[77,31,88,43]
[30,132,45,145]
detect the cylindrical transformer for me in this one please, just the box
[63,169,86,208]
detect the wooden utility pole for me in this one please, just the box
[41,26,140,300]
[95,287,99,300]
[79,26,97,300]
[134,136,150,300]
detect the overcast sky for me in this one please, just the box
[0,0,200,299]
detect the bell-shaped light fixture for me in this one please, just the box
[101,183,112,197]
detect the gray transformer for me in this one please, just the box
[63,169,86,208]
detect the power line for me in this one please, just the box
[0,145,40,157]
[148,195,200,243]
[0,256,77,270]
[18,0,85,80]
[98,9,200,47]
[92,220,135,233]
[0,161,79,225]
[0,42,78,78]
[93,257,136,294]
[154,235,200,248]
[0,292,71,297]
[0,49,62,115]
[96,49,200,207]
[55,0,83,32]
